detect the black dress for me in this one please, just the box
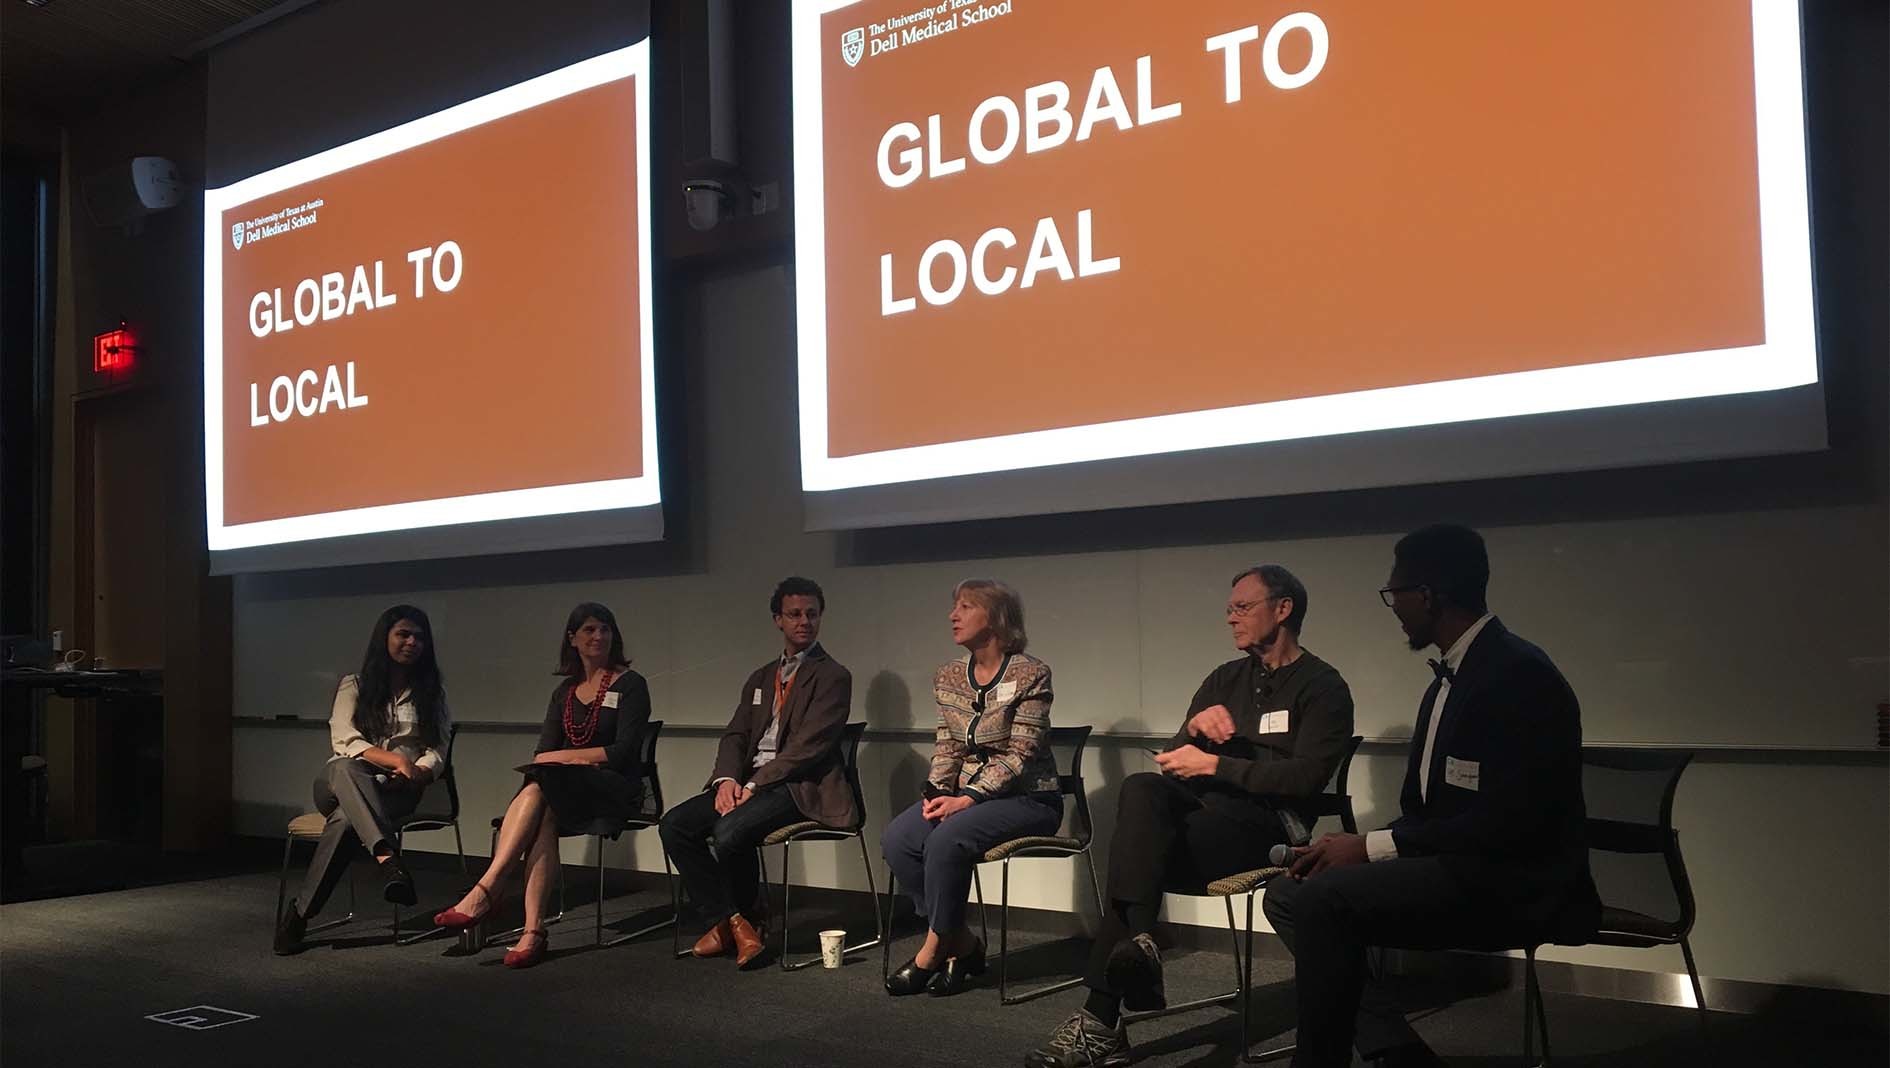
[520,671,653,836]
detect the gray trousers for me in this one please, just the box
[295,758,418,918]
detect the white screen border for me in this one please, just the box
[791,1,1818,492]
[202,41,656,550]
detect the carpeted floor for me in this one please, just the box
[1,851,1882,1067]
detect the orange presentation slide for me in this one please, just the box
[204,44,654,549]
[793,1,1816,490]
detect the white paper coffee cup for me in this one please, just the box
[819,929,846,969]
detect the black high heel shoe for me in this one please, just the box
[927,937,987,997]
[885,956,940,996]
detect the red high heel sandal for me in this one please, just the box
[503,929,548,969]
[433,882,495,930]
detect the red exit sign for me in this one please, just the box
[93,324,138,374]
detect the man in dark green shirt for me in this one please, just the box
[1029,564,1356,1068]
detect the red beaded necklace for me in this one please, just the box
[562,670,616,747]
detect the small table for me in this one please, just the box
[1,669,164,899]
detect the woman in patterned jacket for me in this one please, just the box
[883,578,1062,997]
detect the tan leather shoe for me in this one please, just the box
[692,919,733,958]
[729,912,767,969]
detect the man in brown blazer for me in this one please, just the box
[659,576,857,968]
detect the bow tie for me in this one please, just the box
[1428,659,1455,682]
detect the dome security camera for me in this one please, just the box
[683,179,731,232]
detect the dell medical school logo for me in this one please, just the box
[841,27,865,67]
[231,222,245,250]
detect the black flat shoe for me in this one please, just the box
[885,957,939,996]
[959,937,987,975]
[273,905,308,956]
[380,858,417,907]
[928,938,987,997]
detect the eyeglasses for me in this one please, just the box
[1378,584,1425,608]
[1225,596,1281,617]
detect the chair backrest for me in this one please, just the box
[1330,734,1364,834]
[1284,734,1364,840]
[637,720,666,820]
[838,721,869,831]
[411,724,462,825]
[1043,725,1095,847]
[1581,747,1696,939]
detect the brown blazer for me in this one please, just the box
[706,644,858,829]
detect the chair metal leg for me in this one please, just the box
[1123,893,1242,1023]
[778,834,885,971]
[882,868,899,979]
[777,842,798,970]
[672,843,693,959]
[390,828,402,937]
[605,839,678,947]
[390,828,455,946]
[277,834,356,942]
[857,833,886,957]
[973,866,989,951]
[394,818,472,946]
[1225,894,1245,992]
[1535,963,1553,1067]
[1230,896,1251,1055]
[997,854,1090,1005]
[997,860,1010,1002]
[275,834,294,931]
[1083,848,1104,918]
[1681,937,1709,1025]
[1241,889,1297,1063]
[595,834,607,946]
[1523,946,1542,1066]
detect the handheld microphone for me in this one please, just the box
[1269,843,1295,868]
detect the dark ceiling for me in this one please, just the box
[2,0,308,120]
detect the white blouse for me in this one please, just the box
[328,674,450,772]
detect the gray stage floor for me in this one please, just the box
[1,857,1882,1067]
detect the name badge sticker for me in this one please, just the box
[991,681,1017,704]
[1258,709,1290,734]
[753,688,764,706]
[603,691,621,709]
[1444,756,1480,791]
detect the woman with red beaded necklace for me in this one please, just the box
[435,602,651,968]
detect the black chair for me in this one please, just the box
[1504,747,1704,1066]
[757,721,885,971]
[1144,734,1366,1064]
[388,729,470,944]
[964,725,1106,1004]
[275,812,357,939]
[488,720,676,948]
[274,725,468,947]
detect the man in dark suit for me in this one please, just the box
[659,576,856,969]
[1263,524,1599,1067]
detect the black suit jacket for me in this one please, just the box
[1387,618,1599,943]
[707,644,858,829]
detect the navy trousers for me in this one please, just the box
[882,793,1061,936]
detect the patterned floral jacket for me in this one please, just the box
[928,652,1058,799]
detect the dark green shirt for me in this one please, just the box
[1166,649,1356,799]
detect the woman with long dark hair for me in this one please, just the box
[274,604,452,955]
[435,602,652,969]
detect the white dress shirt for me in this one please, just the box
[1366,613,1494,862]
[327,674,450,773]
